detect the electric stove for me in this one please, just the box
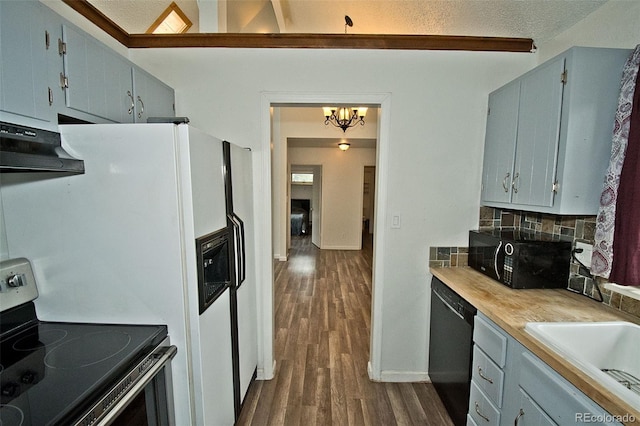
[0,258,176,426]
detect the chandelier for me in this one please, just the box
[323,107,367,133]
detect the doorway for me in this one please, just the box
[363,166,376,245]
[257,93,392,382]
[289,165,322,249]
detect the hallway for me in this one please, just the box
[237,235,453,425]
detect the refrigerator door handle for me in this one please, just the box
[229,214,246,287]
[234,213,246,285]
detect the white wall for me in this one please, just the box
[289,147,376,250]
[537,1,640,62]
[290,184,312,201]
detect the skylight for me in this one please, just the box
[147,2,192,34]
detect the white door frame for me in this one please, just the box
[258,92,391,381]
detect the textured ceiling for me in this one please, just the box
[88,0,609,42]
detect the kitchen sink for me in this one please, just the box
[525,321,640,410]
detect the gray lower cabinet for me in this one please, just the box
[480,47,632,215]
[515,388,556,426]
[469,313,622,426]
[0,1,174,128]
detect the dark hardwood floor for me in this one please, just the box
[236,234,453,425]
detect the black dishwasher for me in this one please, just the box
[428,277,477,426]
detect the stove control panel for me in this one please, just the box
[0,258,39,310]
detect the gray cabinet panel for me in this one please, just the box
[481,81,519,204]
[520,352,621,426]
[0,1,51,123]
[62,25,133,123]
[512,56,564,208]
[132,68,175,122]
[515,389,557,426]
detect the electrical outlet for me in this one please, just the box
[575,241,593,267]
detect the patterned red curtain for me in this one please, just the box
[610,72,640,285]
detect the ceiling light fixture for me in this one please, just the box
[147,2,192,34]
[338,141,351,151]
[323,107,367,133]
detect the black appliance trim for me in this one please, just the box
[196,227,232,314]
[429,277,477,426]
[0,122,84,173]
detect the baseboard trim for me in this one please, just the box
[256,360,277,380]
[371,368,430,383]
[321,245,361,250]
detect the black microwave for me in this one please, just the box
[468,229,572,289]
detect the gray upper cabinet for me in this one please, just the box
[62,24,134,123]
[1,2,174,129]
[481,80,520,204]
[481,47,631,215]
[511,56,564,208]
[132,68,175,122]
[61,25,175,124]
[0,1,60,130]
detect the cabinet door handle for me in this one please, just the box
[502,172,511,192]
[477,366,494,384]
[475,402,490,422]
[514,408,524,426]
[136,96,144,119]
[127,91,135,115]
[512,172,520,194]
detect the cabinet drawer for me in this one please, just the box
[520,352,621,425]
[469,381,500,426]
[515,388,557,426]
[473,315,507,367]
[471,345,504,407]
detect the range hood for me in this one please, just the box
[0,122,84,173]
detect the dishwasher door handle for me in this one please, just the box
[433,290,464,321]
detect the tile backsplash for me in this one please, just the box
[428,247,468,269]
[429,207,640,319]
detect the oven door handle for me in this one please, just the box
[433,289,464,321]
[93,345,177,426]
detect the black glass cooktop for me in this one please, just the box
[0,304,167,425]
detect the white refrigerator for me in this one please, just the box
[0,123,252,426]
[223,141,259,417]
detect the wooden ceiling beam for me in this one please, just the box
[62,0,535,53]
[127,33,534,52]
[62,0,130,46]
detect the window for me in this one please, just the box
[146,2,193,34]
[291,173,313,185]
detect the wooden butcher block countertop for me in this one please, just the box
[430,266,640,425]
